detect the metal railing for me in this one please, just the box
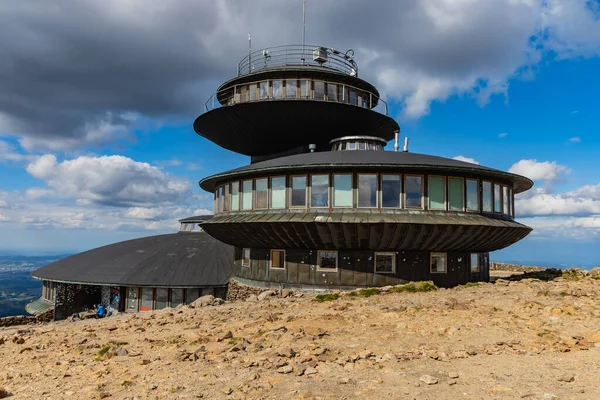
[238,45,359,77]
[202,78,388,116]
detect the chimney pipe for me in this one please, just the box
[394,130,399,152]
[403,137,409,152]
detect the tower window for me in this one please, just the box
[270,249,286,270]
[333,174,353,207]
[482,181,492,212]
[405,175,423,208]
[428,176,446,210]
[494,184,501,213]
[242,179,253,210]
[270,176,286,209]
[310,175,329,207]
[358,174,378,207]
[242,248,251,267]
[470,253,480,273]
[448,177,464,211]
[430,252,447,274]
[291,176,307,207]
[317,250,338,271]
[375,252,395,273]
[381,174,401,208]
[466,179,479,212]
[255,178,268,209]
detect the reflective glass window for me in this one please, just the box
[291,176,307,207]
[338,85,347,102]
[127,288,139,311]
[186,289,200,305]
[503,186,509,214]
[333,174,352,207]
[171,289,183,308]
[231,181,239,211]
[431,253,447,274]
[140,287,153,311]
[358,174,378,207]
[358,142,366,150]
[270,176,286,208]
[317,250,338,271]
[509,188,514,217]
[448,178,464,211]
[249,84,257,101]
[327,83,338,101]
[310,175,329,207]
[242,179,253,210]
[240,86,248,102]
[375,252,395,273]
[494,184,501,212]
[218,186,224,212]
[272,80,283,99]
[285,79,297,98]
[482,181,492,212]
[155,288,168,310]
[347,142,356,150]
[300,80,311,98]
[255,178,268,209]
[223,184,230,212]
[405,176,423,208]
[382,175,401,208]
[466,179,479,212]
[314,81,325,100]
[470,253,480,273]
[260,81,269,99]
[349,89,357,105]
[242,248,251,267]
[428,176,445,210]
[270,249,285,269]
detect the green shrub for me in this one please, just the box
[389,281,438,293]
[98,346,111,356]
[315,293,340,302]
[464,282,481,287]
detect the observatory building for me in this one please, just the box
[194,45,533,289]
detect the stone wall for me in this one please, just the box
[490,262,546,273]
[0,309,53,328]
[226,279,264,302]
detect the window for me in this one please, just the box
[358,142,366,150]
[231,181,240,211]
[291,176,307,207]
[482,181,492,212]
[470,253,480,273]
[494,184,501,213]
[358,174,378,207]
[509,188,514,217]
[382,175,401,208]
[375,252,395,273]
[466,179,479,212]
[240,86,248,102]
[171,289,183,308]
[242,248,251,267]
[503,186,509,215]
[338,85,347,102]
[310,174,329,207]
[347,142,356,150]
[155,288,168,310]
[333,174,352,207]
[448,178,464,211]
[270,176,286,209]
[218,186,224,213]
[249,84,257,101]
[405,175,423,208]
[348,89,357,105]
[223,184,230,212]
[126,287,139,311]
[140,287,153,311]
[255,178,268,209]
[300,80,311,98]
[314,81,325,100]
[260,81,269,99]
[430,252,447,274]
[327,83,338,101]
[285,79,297,98]
[272,80,283,99]
[270,249,285,269]
[428,176,445,210]
[242,180,253,210]
[317,250,338,271]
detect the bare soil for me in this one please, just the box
[1,274,600,399]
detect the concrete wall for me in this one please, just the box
[234,247,489,289]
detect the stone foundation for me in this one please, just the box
[0,308,53,328]
[490,262,546,273]
[226,279,263,302]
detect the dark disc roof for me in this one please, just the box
[199,150,534,193]
[31,232,233,288]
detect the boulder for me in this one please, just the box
[258,291,275,301]
[420,375,439,385]
[192,295,215,307]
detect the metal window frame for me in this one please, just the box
[374,251,396,274]
[254,177,269,210]
[317,250,338,272]
[309,173,330,208]
[381,174,402,209]
[269,175,287,209]
[269,249,286,270]
[241,248,251,267]
[357,173,379,208]
[289,174,308,208]
[427,175,447,211]
[447,176,465,211]
[332,173,353,208]
[465,178,480,213]
[430,252,447,274]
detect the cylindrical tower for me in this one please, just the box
[194,44,533,289]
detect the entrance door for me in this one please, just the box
[126,287,139,312]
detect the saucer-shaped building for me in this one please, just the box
[30,216,233,319]
[195,45,533,289]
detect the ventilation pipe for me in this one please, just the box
[309,143,316,153]
[403,137,409,152]
[394,130,399,152]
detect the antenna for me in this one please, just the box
[248,32,252,74]
[302,0,306,47]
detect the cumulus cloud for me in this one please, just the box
[498,132,508,138]
[453,155,479,165]
[0,214,9,222]
[25,154,191,207]
[0,0,599,149]
[509,159,570,182]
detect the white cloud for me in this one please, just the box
[508,159,570,182]
[453,155,480,165]
[498,132,508,138]
[0,214,9,222]
[26,154,191,207]
[0,140,36,164]
[568,137,581,143]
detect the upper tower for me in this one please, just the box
[193,45,400,163]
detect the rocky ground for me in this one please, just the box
[1,271,600,399]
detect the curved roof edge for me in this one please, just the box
[199,150,534,194]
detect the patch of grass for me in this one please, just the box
[592,275,600,280]
[97,346,111,357]
[257,329,266,336]
[121,381,133,387]
[357,288,381,297]
[315,293,341,302]
[388,281,438,293]
[464,282,480,287]
[227,337,239,345]
[506,268,562,282]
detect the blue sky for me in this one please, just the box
[1,1,600,266]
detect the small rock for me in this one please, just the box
[338,377,351,384]
[113,347,128,357]
[448,380,457,386]
[281,289,291,298]
[557,374,575,383]
[218,331,233,342]
[304,367,318,376]
[277,348,296,358]
[420,375,439,385]
[107,326,118,332]
[0,338,4,346]
[139,359,151,365]
[246,295,258,302]
[0,387,8,399]
[192,295,216,307]
[277,365,293,374]
[304,327,327,337]
[258,291,274,301]
[221,386,233,395]
[448,371,459,379]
